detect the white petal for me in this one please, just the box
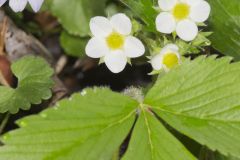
[186,0,203,6]
[104,51,127,73]
[124,36,145,58]
[110,13,132,35]
[176,20,198,41]
[28,0,44,12]
[156,12,176,34]
[162,50,180,59]
[190,1,211,23]
[85,37,109,58]
[151,54,163,71]
[160,44,179,54]
[0,0,7,6]
[158,0,177,11]
[90,16,113,38]
[9,0,27,12]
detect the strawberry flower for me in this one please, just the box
[0,0,44,12]
[85,13,145,73]
[151,44,181,72]
[156,0,211,41]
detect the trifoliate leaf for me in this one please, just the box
[51,0,107,36]
[0,56,54,114]
[122,108,196,160]
[145,56,240,158]
[208,0,240,60]
[0,88,137,160]
[120,0,158,32]
[60,31,88,57]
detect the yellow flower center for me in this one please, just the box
[173,3,190,20]
[106,32,125,50]
[163,52,179,69]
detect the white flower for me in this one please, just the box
[0,0,44,12]
[86,13,145,73]
[151,44,180,72]
[156,0,211,41]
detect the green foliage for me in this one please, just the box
[49,0,107,57]
[40,0,53,11]
[199,148,240,160]
[0,56,54,114]
[51,0,107,36]
[2,0,240,159]
[1,57,240,159]
[122,109,196,160]
[145,56,240,158]
[0,88,137,160]
[177,32,212,55]
[208,0,240,60]
[214,154,240,160]
[60,31,88,57]
[120,0,158,32]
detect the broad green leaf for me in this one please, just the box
[122,109,196,160]
[60,31,88,57]
[214,153,240,160]
[120,0,158,32]
[0,56,54,114]
[0,88,137,160]
[51,0,107,36]
[145,56,240,158]
[208,0,240,60]
[199,148,240,160]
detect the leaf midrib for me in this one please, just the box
[153,107,240,123]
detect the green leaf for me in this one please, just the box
[37,0,53,11]
[214,153,240,160]
[60,31,88,57]
[122,108,196,160]
[145,56,240,158]
[0,88,137,160]
[208,0,240,60]
[199,148,240,160]
[120,0,158,32]
[0,56,54,114]
[51,0,107,36]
